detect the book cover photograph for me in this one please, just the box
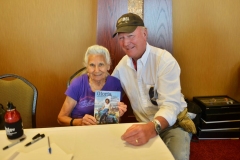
[94,90,121,124]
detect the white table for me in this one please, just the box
[1,123,174,160]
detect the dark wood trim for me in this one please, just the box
[97,0,128,73]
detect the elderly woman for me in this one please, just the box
[57,45,127,126]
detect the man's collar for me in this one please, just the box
[140,43,150,66]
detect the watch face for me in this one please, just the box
[156,125,161,133]
[153,120,161,134]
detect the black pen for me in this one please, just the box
[48,136,51,154]
[32,133,41,140]
[25,134,45,146]
[2,137,26,150]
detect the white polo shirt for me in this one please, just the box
[112,43,187,126]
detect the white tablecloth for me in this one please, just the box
[1,123,174,160]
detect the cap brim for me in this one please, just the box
[112,26,138,38]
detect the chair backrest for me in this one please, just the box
[0,74,38,129]
[67,67,86,87]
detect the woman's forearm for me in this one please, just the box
[57,116,82,126]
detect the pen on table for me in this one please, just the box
[25,134,45,146]
[32,133,41,140]
[48,136,52,154]
[2,137,26,150]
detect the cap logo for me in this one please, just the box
[113,13,144,37]
[117,16,130,25]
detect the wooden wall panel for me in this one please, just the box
[144,0,172,54]
[1,0,239,128]
[0,0,97,128]
[97,0,128,73]
[173,0,240,102]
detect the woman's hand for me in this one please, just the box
[118,102,127,117]
[81,114,97,126]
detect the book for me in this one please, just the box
[94,90,121,124]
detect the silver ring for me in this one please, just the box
[135,139,138,143]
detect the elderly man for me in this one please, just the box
[112,13,194,160]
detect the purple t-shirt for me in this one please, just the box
[65,74,123,118]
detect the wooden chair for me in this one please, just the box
[0,74,38,128]
[67,67,86,87]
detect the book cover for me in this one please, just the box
[94,90,121,124]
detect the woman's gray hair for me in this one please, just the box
[83,45,111,66]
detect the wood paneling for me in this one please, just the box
[97,0,128,73]
[0,0,98,128]
[1,0,239,128]
[144,0,173,53]
[173,0,240,102]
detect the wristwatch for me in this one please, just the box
[152,119,161,135]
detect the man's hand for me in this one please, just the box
[121,122,157,146]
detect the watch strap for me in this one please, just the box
[70,118,75,126]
